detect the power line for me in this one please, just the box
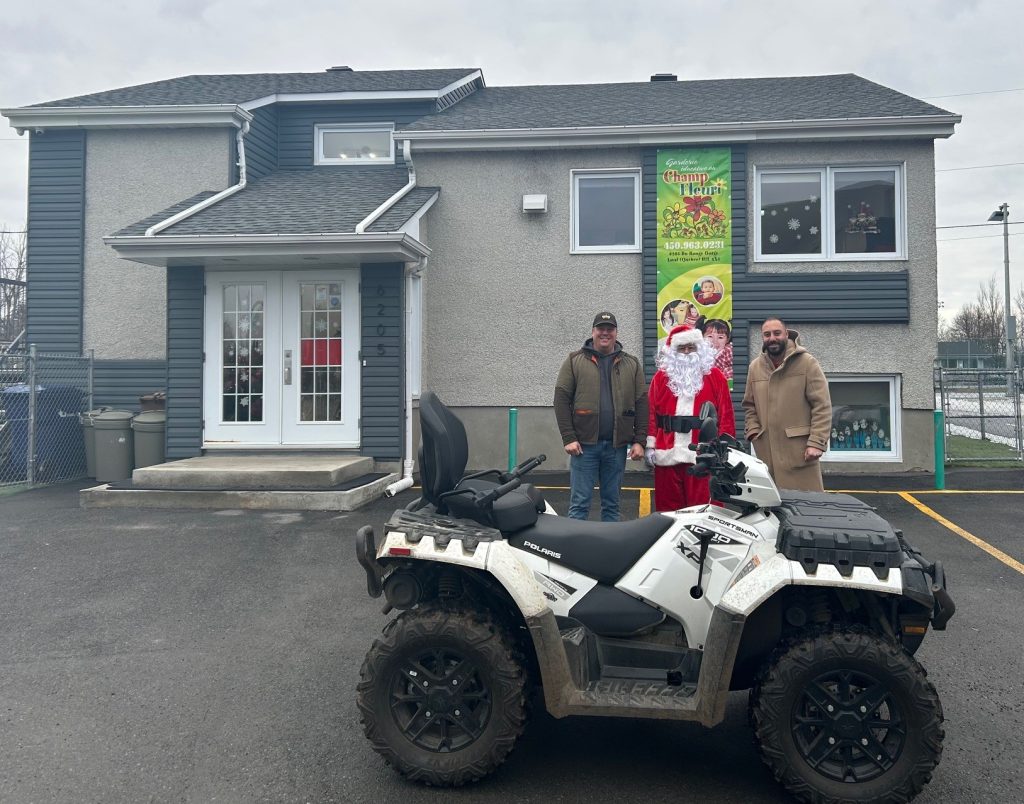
[936,222,1023,230]
[937,232,1024,243]
[936,162,1024,172]
[923,87,1024,99]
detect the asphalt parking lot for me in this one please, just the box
[1,468,1022,803]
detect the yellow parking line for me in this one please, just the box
[832,489,1024,495]
[638,488,652,517]
[898,492,1024,576]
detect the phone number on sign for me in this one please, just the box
[665,241,726,250]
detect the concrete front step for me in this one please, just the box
[80,472,398,511]
[131,453,374,490]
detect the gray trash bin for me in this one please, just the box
[80,407,110,479]
[132,410,166,469]
[93,410,135,483]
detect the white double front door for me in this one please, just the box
[203,270,360,447]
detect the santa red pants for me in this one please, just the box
[654,463,711,511]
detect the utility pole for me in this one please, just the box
[988,203,1014,396]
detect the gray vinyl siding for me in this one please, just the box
[246,105,278,180]
[92,360,167,410]
[277,102,435,170]
[360,263,403,459]
[165,267,204,458]
[26,129,86,353]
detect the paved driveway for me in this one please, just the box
[1,473,1022,803]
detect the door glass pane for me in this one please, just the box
[298,282,344,422]
[221,284,264,423]
[834,169,897,254]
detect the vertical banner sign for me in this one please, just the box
[656,147,733,384]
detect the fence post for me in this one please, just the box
[507,407,518,472]
[934,410,945,490]
[87,348,94,412]
[27,344,37,486]
[977,372,986,440]
[937,367,949,436]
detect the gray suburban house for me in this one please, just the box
[3,67,959,479]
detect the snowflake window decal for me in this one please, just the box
[809,195,818,203]
[770,210,777,216]
[787,218,801,231]
[769,234,779,244]
[809,226,819,236]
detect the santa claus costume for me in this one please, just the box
[646,324,736,511]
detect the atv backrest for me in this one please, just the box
[418,391,470,507]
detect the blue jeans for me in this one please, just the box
[568,440,627,521]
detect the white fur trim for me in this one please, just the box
[669,328,703,347]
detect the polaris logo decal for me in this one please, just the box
[524,540,562,560]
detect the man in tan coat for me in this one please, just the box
[742,317,832,492]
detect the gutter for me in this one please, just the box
[385,255,424,498]
[355,140,416,234]
[1,104,252,134]
[145,119,250,236]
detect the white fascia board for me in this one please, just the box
[104,232,430,267]
[1,104,252,133]
[240,70,483,111]
[398,114,961,151]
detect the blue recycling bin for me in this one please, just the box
[0,384,87,481]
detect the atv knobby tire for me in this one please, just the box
[357,606,527,786]
[750,627,943,804]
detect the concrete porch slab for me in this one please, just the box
[131,453,374,490]
[80,472,398,511]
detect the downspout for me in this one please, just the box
[146,118,250,236]
[384,254,423,497]
[356,139,415,234]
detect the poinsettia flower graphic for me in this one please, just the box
[683,195,713,221]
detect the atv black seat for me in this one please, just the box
[418,391,545,532]
[774,490,904,579]
[508,514,674,584]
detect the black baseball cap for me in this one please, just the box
[592,312,618,328]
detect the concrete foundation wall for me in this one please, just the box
[83,128,231,359]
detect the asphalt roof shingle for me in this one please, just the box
[33,69,479,108]
[111,169,438,238]
[398,74,954,131]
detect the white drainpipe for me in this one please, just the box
[384,255,423,497]
[146,119,250,236]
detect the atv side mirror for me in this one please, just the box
[698,402,718,443]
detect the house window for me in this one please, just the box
[756,166,904,261]
[822,375,901,462]
[571,169,641,253]
[315,124,394,164]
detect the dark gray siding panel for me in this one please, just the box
[277,101,435,170]
[92,360,167,410]
[733,272,909,322]
[246,105,278,180]
[360,263,403,460]
[165,267,204,458]
[26,129,85,353]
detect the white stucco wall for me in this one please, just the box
[414,149,645,407]
[83,128,232,359]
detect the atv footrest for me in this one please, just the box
[580,679,698,703]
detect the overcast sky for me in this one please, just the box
[1,0,1021,323]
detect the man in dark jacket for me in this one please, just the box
[554,312,648,520]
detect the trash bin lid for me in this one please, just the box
[93,409,135,429]
[132,410,167,431]
[80,407,110,425]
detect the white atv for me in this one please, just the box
[356,392,955,803]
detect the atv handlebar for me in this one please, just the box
[475,453,546,508]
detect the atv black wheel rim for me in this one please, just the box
[389,647,492,753]
[792,668,907,784]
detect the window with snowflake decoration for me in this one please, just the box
[756,165,904,261]
[221,283,265,423]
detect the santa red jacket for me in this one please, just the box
[646,366,735,465]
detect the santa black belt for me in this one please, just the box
[656,414,701,433]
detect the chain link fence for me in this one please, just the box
[934,367,1023,462]
[0,346,94,487]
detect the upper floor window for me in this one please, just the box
[571,169,641,254]
[315,123,394,165]
[755,165,905,261]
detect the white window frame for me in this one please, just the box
[821,374,902,463]
[570,168,642,254]
[754,164,906,262]
[314,123,395,165]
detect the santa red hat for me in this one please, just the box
[667,324,703,348]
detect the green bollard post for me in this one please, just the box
[933,409,945,490]
[508,408,518,473]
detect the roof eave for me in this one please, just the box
[398,115,962,150]
[1,104,253,133]
[103,231,429,268]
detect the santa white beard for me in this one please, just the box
[658,339,715,398]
